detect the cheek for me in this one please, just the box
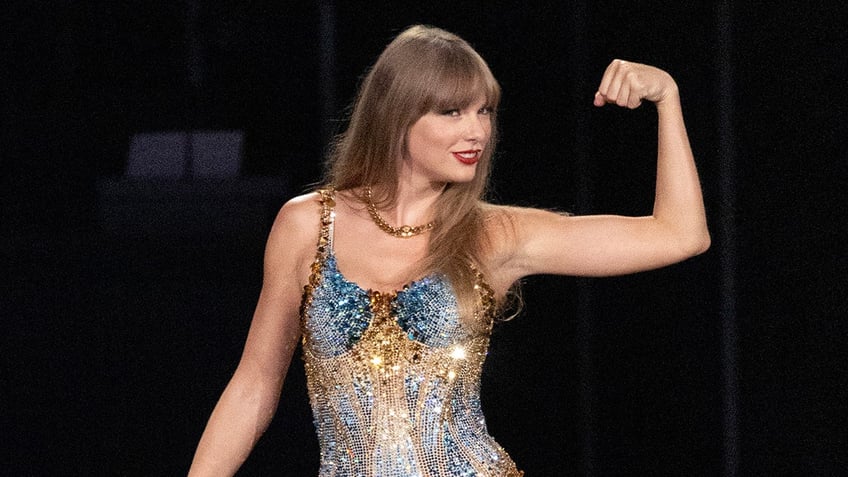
[419,128,452,151]
[406,132,436,163]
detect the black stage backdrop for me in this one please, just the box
[3,1,846,475]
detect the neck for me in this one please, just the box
[370,180,444,227]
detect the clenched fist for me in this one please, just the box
[593,59,678,109]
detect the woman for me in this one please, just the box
[189,25,709,476]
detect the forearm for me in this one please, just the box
[653,89,710,253]
[188,372,282,476]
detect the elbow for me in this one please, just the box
[681,228,711,259]
[656,215,711,260]
[694,232,711,256]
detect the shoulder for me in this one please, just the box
[482,203,574,239]
[478,203,524,268]
[265,192,325,261]
[276,191,324,223]
[271,191,323,232]
[478,202,574,271]
[481,203,567,238]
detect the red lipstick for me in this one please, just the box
[453,150,481,165]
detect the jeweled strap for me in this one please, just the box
[302,188,337,318]
[316,188,336,256]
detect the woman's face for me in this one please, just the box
[402,98,492,186]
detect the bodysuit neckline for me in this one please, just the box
[321,188,439,296]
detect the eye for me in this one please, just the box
[478,106,494,115]
[441,109,461,117]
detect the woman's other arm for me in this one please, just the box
[493,60,709,286]
[188,195,318,476]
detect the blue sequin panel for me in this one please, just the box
[304,254,371,357]
[306,252,469,357]
[395,276,467,348]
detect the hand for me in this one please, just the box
[593,59,678,109]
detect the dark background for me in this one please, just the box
[3,1,846,475]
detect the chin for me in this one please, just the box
[448,174,476,184]
[452,168,479,183]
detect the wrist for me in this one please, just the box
[655,84,681,111]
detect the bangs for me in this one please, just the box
[420,51,500,113]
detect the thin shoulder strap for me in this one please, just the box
[302,189,336,313]
[316,188,336,256]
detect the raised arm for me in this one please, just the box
[188,196,317,476]
[490,60,709,290]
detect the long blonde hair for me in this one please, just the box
[325,25,502,323]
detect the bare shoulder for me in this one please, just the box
[275,191,323,225]
[484,203,575,238]
[481,203,518,235]
[481,203,565,244]
[265,192,325,267]
[479,203,526,269]
[480,203,575,285]
[485,203,572,221]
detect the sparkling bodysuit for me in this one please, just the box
[300,190,523,476]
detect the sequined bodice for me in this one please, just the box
[299,189,522,477]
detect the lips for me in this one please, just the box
[453,150,481,165]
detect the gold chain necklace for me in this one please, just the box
[364,187,435,238]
